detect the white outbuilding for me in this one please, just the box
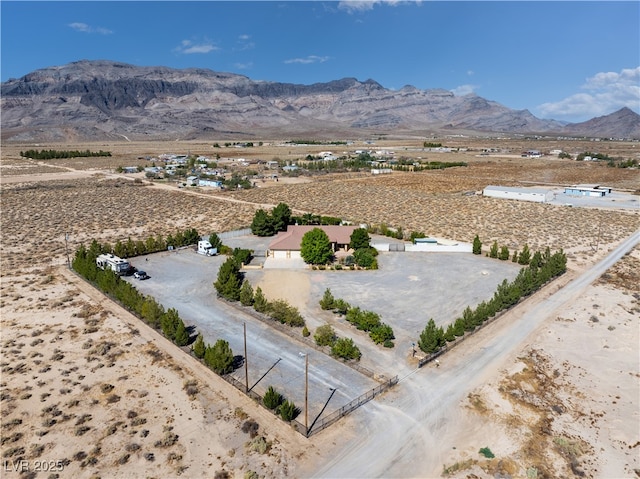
[483,185,554,203]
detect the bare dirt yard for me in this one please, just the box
[1,138,638,478]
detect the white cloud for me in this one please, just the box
[235,34,255,51]
[338,0,421,13]
[451,84,478,96]
[284,55,330,65]
[173,39,218,55]
[68,22,112,35]
[234,62,253,70]
[537,67,640,120]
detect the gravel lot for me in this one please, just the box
[126,234,522,410]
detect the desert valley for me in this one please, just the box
[1,135,639,479]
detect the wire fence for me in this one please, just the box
[292,375,399,437]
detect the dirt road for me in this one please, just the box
[308,229,640,478]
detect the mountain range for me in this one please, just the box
[1,60,638,142]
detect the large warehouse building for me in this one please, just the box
[483,185,554,203]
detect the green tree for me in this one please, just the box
[253,287,269,313]
[204,339,234,374]
[512,249,519,263]
[251,209,275,236]
[208,232,223,250]
[141,297,165,329]
[214,257,243,301]
[353,248,377,269]
[314,324,337,347]
[232,248,253,266]
[472,235,482,255]
[192,333,206,359]
[349,228,371,251]
[418,318,445,354]
[183,228,200,245]
[319,288,335,310]
[331,338,361,361]
[174,319,190,346]
[161,308,181,340]
[529,250,543,269]
[271,203,292,233]
[369,324,395,345]
[489,241,499,259]
[263,386,284,410]
[518,244,531,265]
[240,280,254,306]
[279,400,300,421]
[333,298,350,315]
[300,228,333,265]
[499,245,510,261]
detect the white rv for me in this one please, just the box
[96,254,131,275]
[197,240,218,256]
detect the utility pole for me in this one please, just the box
[65,232,70,268]
[244,323,248,394]
[305,353,309,436]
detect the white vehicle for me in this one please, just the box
[197,240,218,256]
[96,253,131,275]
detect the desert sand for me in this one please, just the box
[1,140,638,478]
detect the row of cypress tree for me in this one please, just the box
[418,248,567,354]
[72,234,237,375]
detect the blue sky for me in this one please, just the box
[1,1,639,122]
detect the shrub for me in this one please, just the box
[479,447,495,458]
[267,299,305,327]
[319,288,335,310]
[263,386,284,410]
[369,324,395,345]
[331,338,361,361]
[314,324,337,347]
[279,400,300,421]
[241,420,259,438]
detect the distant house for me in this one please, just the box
[483,185,554,203]
[198,179,223,188]
[564,184,612,197]
[521,150,542,158]
[186,176,198,186]
[122,166,138,174]
[268,225,358,259]
[266,161,279,169]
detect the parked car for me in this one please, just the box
[133,270,149,280]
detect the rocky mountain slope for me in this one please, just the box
[1,60,638,141]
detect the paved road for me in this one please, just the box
[310,229,639,478]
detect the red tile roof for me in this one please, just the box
[269,225,358,251]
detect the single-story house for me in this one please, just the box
[483,185,554,203]
[268,225,358,259]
